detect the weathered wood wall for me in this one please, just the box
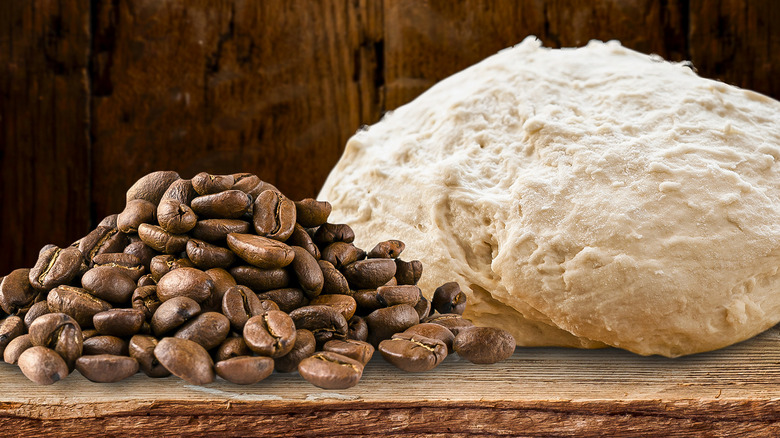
[1,0,778,275]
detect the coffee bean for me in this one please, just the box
[290,246,323,299]
[154,337,215,385]
[149,255,194,282]
[117,199,157,234]
[309,294,357,321]
[29,246,84,291]
[323,339,374,365]
[252,189,296,241]
[213,356,274,385]
[394,259,423,285]
[131,285,161,319]
[342,259,397,289]
[222,285,265,331]
[157,199,198,234]
[353,289,382,314]
[0,315,25,356]
[24,300,50,329]
[81,266,136,304]
[289,305,348,347]
[421,313,474,336]
[78,227,128,264]
[229,265,291,292]
[150,296,201,336]
[4,333,32,364]
[404,323,455,354]
[76,354,139,383]
[136,274,157,287]
[256,288,306,313]
[312,223,355,245]
[97,214,118,229]
[191,219,252,243]
[367,240,405,259]
[432,282,467,315]
[186,239,235,270]
[156,267,213,303]
[47,286,112,328]
[294,199,331,228]
[138,223,189,255]
[287,224,320,259]
[413,295,432,320]
[28,313,82,370]
[192,172,234,196]
[128,335,170,377]
[83,335,128,356]
[82,329,98,340]
[274,328,315,373]
[161,178,197,205]
[318,260,350,295]
[453,327,516,364]
[365,304,420,346]
[347,316,368,342]
[18,346,69,385]
[191,190,251,219]
[174,312,230,350]
[231,173,278,198]
[93,309,145,337]
[320,242,365,270]
[126,170,180,205]
[92,253,146,281]
[123,243,158,272]
[379,333,447,372]
[213,336,249,362]
[376,285,421,307]
[227,233,295,269]
[243,311,297,358]
[0,268,39,315]
[202,268,237,312]
[298,351,363,389]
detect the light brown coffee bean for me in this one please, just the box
[312,223,355,245]
[0,315,25,356]
[222,285,265,331]
[215,356,274,385]
[76,354,139,383]
[298,351,363,389]
[453,327,516,364]
[28,313,82,370]
[117,199,157,233]
[289,305,348,347]
[131,285,161,320]
[160,178,197,205]
[274,329,316,373]
[255,288,307,313]
[156,268,214,303]
[323,339,374,365]
[78,227,128,264]
[126,170,180,205]
[243,311,297,358]
[149,255,194,282]
[404,323,455,354]
[213,336,250,363]
[4,333,32,364]
[18,346,69,385]
[92,253,147,281]
[24,300,50,329]
[376,285,421,307]
[154,337,215,385]
[309,294,357,321]
[379,333,447,372]
[320,242,364,269]
[232,173,278,198]
[129,335,170,378]
[367,240,405,259]
[365,304,420,347]
[203,268,237,312]
[123,243,158,273]
[287,224,320,260]
[347,316,368,342]
[227,233,295,269]
[421,313,474,336]
[413,295,432,320]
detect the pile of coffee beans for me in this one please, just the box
[0,171,515,388]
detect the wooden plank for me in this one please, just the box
[0,0,92,274]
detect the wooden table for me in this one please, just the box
[2,327,780,436]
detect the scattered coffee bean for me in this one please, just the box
[365,304,420,347]
[81,266,137,304]
[298,351,363,389]
[404,323,455,354]
[186,239,236,270]
[289,305,348,347]
[323,339,374,366]
[318,260,350,295]
[131,285,161,320]
[320,242,364,269]
[215,356,274,385]
[138,223,189,254]
[149,255,194,282]
[289,246,324,299]
[347,316,369,342]
[157,199,198,234]
[421,313,474,336]
[0,316,26,356]
[394,259,423,285]
[229,265,291,291]
[78,227,128,263]
[161,178,197,205]
[413,295,432,320]
[453,327,516,364]
[76,354,139,383]
[379,333,447,372]
[309,294,357,321]
[91,253,146,281]
[256,288,306,313]
[222,285,265,331]
[24,300,50,329]
[376,285,421,307]
[18,346,69,385]
[191,219,252,243]
[287,224,320,259]
[28,313,82,370]
[312,223,355,245]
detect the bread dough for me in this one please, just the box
[318,37,780,357]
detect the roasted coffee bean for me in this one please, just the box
[78,227,128,264]
[29,246,84,290]
[4,334,32,364]
[28,313,82,370]
[318,260,350,295]
[138,223,189,254]
[156,267,213,303]
[93,309,145,337]
[83,335,128,356]
[347,316,368,342]
[382,277,398,287]
[253,189,296,241]
[394,259,423,285]
[92,253,146,281]
[367,240,405,259]
[76,354,139,383]
[289,305,348,347]
[191,219,252,243]
[150,296,201,336]
[186,239,236,269]
[227,233,295,269]
[124,242,158,271]
[379,333,447,372]
[342,259,396,289]
[413,295,432,320]
[149,255,194,282]
[0,316,25,356]
[287,224,320,259]
[232,173,278,198]
[256,288,307,313]
[312,223,355,245]
[24,300,50,329]
[157,199,198,234]
[203,268,237,311]
[161,178,197,205]
[432,282,467,315]
[117,199,157,233]
[215,356,274,385]
[81,329,99,340]
[229,265,291,291]
[192,172,234,195]
[376,285,421,307]
[0,268,39,315]
[320,242,365,269]
[365,304,420,346]
[421,314,474,336]
[47,286,112,328]
[404,323,455,354]
[243,311,297,358]
[323,339,374,365]
[191,190,251,219]
[128,335,170,377]
[310,294,357,321]
[126,170,180,205]
[294,199,331,228]
[18,346,69,385]
[453,327,516,364]
[290,246,323,299]
[97,214,118,229]
[81,266,137,304]
[154,337,215,385]
[213,336,249,362]
[131,285,161,319]
[174,312,230,350]
[353,289,382,313]
[222,285,265,331]
[274,329,315,373]
[298,351,363,389]
[137,274,156,287]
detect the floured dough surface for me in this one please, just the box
[318,37,780,357]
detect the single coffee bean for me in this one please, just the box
[367,240,405,259]
[24,300,50,329]
[213,336,250,362]
[453,327,516,364]
[157,199,198,234]
[29,246,84,290]
[97,214,118,229]
[347,316,368,342]
[192,172,235,195]
[232,173,278,198]
[117,199,157,233]
[83,335,128,356]
[432,282,467,315]
[413,295,432,320]
[0,268,38,315]
[47,285,112,328]
[126,170,180,205]
[78,226,128,264]
[215,356,274,385]
[128,335,170,377]
[138,223,189,255]
[256,288,307,313]
[252,189,296,241]
[289,305,348,347]
[202,268,237,312]
[290,246,324,299]
[287,224,320,259]
[92,253,146,281]
[229,265,291,291]
[81,266,137,304]
[149,255,194,282]
[18,346,69,385]
[150,296,201,336]
[174,312,230,350]
[353,289,382,314]
[298,351,363,389]
[421,313,474,336]
[309,294,357,321]
[156,267,214,303]
[227,233,295,269]
[93,309,145,337]
[222,285,265,331]
[124,242,158,272]
[81,329,99,340]
[376,285,421,307]
[342,259,397,289]
[131,285,161,319]
[379,333,447,372]
[191,219,252,243]
[28,313,82,370]
[294,199,331,228]
[404,323,455,354]
[365,304,420,347]
[76,354,139,383]
[154,337,215,385]
[191,190,252,219]
[0,316,25,356]
[323,339,374,365]
[320,242,364,269]
[274,328,315,373]
[312,223,355,245]
[394,259,423,285]
[137,274,156,287]
[318,260,350,295]
[186,239,236,270]
[243,311,297,358]
[4,333,32,364]
[161,178,197,205]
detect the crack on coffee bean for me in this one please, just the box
[38,248,62,284]
[90,229,119,261]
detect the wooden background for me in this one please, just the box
[1,0,778,275]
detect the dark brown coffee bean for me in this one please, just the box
[82,329,98,340]
[298,351,363,389]
[154,337,215,385]
[421,314,474,336]
[174,312,230,351]
[318,260,350,295]
[323,339,374,365]
[24,300,50,329]
[309,294,357,321]
[342,259,397,289]
[98,214,118,229]
[354,289,381,313]
[137,274,156,287]
[202,268,237,312]
[394,259,423,285]
[129,335,170,377]
[161,178,197,205]
[213,336,249,362]
[290,246,323,299]
[92,253,147,281]
[404,323,455,354]
[126,170,180,205]
[150,296,201,336]
[243,311,297,358]
[192,172,235,195]
[191,190,251,219]
[413,295,432,320]
[320,242,365,269]
[47,286,112,328]
[214,356,274,385]
[124,243,158,272]
[28,313,82,370]
[453,327,516,364]
[253,189,296,241]
[222,285,265,331]
[138,223,189,255]
[78,227,128,264]
[131,285,161,319]
[18,346,69,385]
[379,333,447,372]
[347,316,368,342]
[367,240,405,259]
[229,265,290,292]
[0,315,25,356]
[376,285,421,307]
[432,282,467,315]
[83,335,128,356]
[4,333,32,364]
[186,239,235,270]
[294,199,331,228]
[274,329,315,373]
[232,173,278,198]
[0,268,39,315]
[382,277,398,287]
[287,224,320,259]
[227,233,295,269]
[289,305,348,347]
[29,246,84,290]
[81,266,136,304]
[149,255,194,282]
[255,288,306,313]
[365,304,420,346]
[117,199,157,233]
[76,354,139,383]
[93,309,145,337]
[313,223,355,245]
[191,219,252,243]
[156,267,214,303]
[157,199,198,234]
